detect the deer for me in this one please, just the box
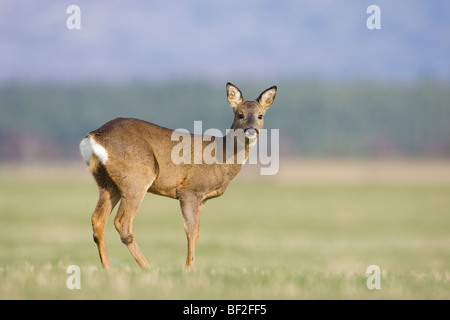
[79,82,277,269]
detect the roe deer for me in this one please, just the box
[79,83,277,269]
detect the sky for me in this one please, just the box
[1,0,449,83]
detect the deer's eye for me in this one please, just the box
[238,113,244,119]
[258,114,263,120]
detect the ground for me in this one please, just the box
[0,160,449,299]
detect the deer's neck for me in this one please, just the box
[217,130,256,176]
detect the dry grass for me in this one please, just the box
[3,158,450,184]
[1,159,450,299]
[240,158,450,184]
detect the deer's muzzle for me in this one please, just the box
[244,128,259,140]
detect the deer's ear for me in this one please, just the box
[226,82,244,108]
[257,86,277,109]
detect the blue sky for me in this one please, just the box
[1,0,449,83]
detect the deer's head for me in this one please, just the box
[226,82,277,142]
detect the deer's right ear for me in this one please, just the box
[226,82,244,109]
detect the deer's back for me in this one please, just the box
[88,117,234,200]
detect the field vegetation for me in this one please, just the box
[1,161,449,299]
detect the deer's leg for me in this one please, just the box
[91,182,120,269]
[180,195,204,270]
[114,187,151,269]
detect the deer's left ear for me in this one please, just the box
[256,86,277,109]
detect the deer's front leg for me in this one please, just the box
[179,194,204,270]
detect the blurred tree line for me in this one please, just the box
[0,80,449,162]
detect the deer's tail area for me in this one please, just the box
[88,154,102,174]
[79,135,109,175]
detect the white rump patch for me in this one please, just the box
[79,135,109,164]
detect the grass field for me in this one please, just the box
[1,161,450,299]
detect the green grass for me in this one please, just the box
[1,169,450,299]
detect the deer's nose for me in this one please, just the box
[244,128,259,139]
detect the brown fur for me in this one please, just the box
[81,83,277,269]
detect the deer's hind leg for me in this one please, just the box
[98,151,158,269]
[112,173,156,269]
[91,166,121,269]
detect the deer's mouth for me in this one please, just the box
[244,128,259,140]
